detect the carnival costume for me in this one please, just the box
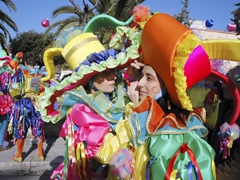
[37,14,141,178]
[40,5,240,179]
[107,12,240,180]
[0,52,14,151]
[10,63,46,163]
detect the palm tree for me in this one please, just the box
[44,0,145,43]
[0,0,18,49]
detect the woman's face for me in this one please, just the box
[92,69,117,93]
[137,65,163,100]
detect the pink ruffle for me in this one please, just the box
[60,103,110,158]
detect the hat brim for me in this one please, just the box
[40,51,134,123]
[40,26,141,124]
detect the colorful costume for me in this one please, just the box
[107,12,240,180]
[10,63,46,163]
[39,18,141,178]
[0,54,14,151]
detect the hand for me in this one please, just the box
[125,60,145,80]
[127,81,139,104]
[130,60,145,69]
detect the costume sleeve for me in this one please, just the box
[94,119,132,164]
[216,147,240,180]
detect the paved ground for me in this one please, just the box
[0,136,65,179]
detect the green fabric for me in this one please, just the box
[148,130,216,180]
[39,26,141,124]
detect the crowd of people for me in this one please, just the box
[1,5,240,180]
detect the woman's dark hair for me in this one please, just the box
[23,53,36,67]
[156,93,190,125]
[151,66,190,125]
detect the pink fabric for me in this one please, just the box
[184,45,210,89]
[0,94,13,115]
[60,103,110,158]
[50,159,79,180]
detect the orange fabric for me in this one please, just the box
[37,136,44,157]
[133,96,187,133]
[16,139,24,157]
[141,13,191,108]
[192,108,206,123]
[10,61,19,71]
[22,69,42,77]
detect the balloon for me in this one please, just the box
[227,23,236,32]
[41,18,50,28]
[205,19,214,28]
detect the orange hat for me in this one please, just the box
[141,13,211,111]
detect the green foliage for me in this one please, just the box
[231,3,240,35]
[174,0,192,27]
[10,30,65,66]
[0,0,18,46]
[44,0,146,46]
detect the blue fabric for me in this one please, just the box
[154,86,167,100]
[130,110,208,147]
[60,90,123,128]
[0,114,8,146]
[74,49,118,72]
[12,98,44,139]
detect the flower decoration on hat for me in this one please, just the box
[131,5,152,29]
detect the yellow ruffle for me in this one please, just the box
[173,34,201,111]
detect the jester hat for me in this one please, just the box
[40,15,141,123]
[141,13,240,117]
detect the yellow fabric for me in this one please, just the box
[76,143,83,179]
[187,86,211,108]
[41,48,63,81]
[201,39,240,61]
[132,143,150,180]
[62,33,105,69]
[206,100,221,130]
[95,119,132,164]
[173,33,201,111]
[212,159,216,179]
[10,74,43,100]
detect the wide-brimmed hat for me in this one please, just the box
[40,22,141,123]
[141,13,240,111]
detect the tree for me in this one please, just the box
[10,31,65,66]
[174,0,192,27]
[231,3,240,35]
[0,0,18,48]
[44,0,145,44]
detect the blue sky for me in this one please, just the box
[1,0,239,39]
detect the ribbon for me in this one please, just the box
[76,142,87,179]
[170,169,181,180]
[63,136,69,180]
[145,157,157,180]
[218,129,234,159]
[165,143,203,180]
[67,122,77,175]
[187,162,201,180]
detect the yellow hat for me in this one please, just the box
[42,33,105,81]
[62,33,105,69]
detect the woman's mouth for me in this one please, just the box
[139,91,147,95]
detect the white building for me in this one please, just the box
[190,20,240,74]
